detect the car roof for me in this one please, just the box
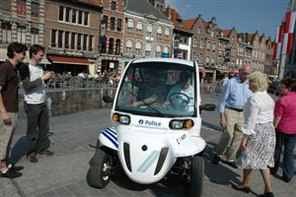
[132,58,195,67]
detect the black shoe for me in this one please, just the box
[0,168,22,179]
[9,164,24,173]
[212,155,220,165]
[259,192,274,197]
[281,176,291,183]
[231,184,250,193]
[226,161,238,168]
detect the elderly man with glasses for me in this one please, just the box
[212,64,252,168]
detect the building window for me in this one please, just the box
[156,45,161,57]
[17,0,26,16]
[65,7,71,22]
[51,29,57,47]
[83,34,87,50]
[78,10,83,24]
[77,33,82,49]
[89,35,93,51]
[164,27,169,39]
[84,12,89,26]
[108,38,114,54]
[31,2,39,17]
[100,36,106,53]
[59,6,64,21]
[31,28,39,44]
[17,25,26,44]
[71,33,76,49]
[1,23,12,43]
[163,45,169,54]
[110,17,115,30]
[58,30,63,48]
[72,9,77,23]
[111,1,116,11]
[65,31,70,48]
[145,42,151,56]
[136,21,143,34]
[127,19,133,32]
[102,15,108,28]
[126,39,132,54]
[147,24,153,37]
[135,41,142,56]
[117,19,122,32]
[157,26,162,38]
[115,39,121,55]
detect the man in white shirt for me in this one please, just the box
[168,71,194,113]
[19,45,54,163]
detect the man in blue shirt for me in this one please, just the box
[212,64,252,168]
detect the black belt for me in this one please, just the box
[227,107,243,112]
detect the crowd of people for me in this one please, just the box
[212,64,296,197]
[0,43,295,197]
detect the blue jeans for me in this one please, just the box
[273,131,296,179]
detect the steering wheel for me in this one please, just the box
[168,92,190,107]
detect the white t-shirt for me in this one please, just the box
[24,64,46,104]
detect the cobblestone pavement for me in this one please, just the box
[1,94,295,197]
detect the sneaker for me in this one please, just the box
[0,168,22,179]
[39,150,54,156]
[8,164,24,172]
[27,155,38,163]
[212,155,220,165]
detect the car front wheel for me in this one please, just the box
[87,147,113,188]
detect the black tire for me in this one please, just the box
[189,155,204,197]
[87,147,112,188]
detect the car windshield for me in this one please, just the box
[115,61,197,117]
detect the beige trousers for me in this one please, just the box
[215,108,244,161]
[0,113,18,160]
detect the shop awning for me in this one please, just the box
[47,55,91,65]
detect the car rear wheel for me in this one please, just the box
[87,147,113,188]
[189,155,204,197]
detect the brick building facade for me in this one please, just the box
[98,0,124,75]
[184,16,275,82]
[44,0,102,76]
[0,0,47,63]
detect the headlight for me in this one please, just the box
[169,119,194,130]
[119,115,130,124]
[112,113,130,125]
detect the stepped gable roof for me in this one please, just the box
[125,0,171,23]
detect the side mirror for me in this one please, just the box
[200,104,216,111]
[103,95,114,103]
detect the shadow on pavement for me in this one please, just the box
[203,142,241,185]
[9,136,28,165]
[202,120,221,132]
[110,169,188,197]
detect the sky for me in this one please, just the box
[166,0,289,40]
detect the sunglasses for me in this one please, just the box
[242,72,250,75]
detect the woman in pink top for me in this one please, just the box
[271,78,296,183]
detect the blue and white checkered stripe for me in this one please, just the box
[101,128,118,148]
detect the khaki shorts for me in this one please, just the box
[0,113,18,160]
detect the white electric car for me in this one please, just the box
[87,58,215,197]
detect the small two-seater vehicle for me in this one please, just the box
[87,58,215,197]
